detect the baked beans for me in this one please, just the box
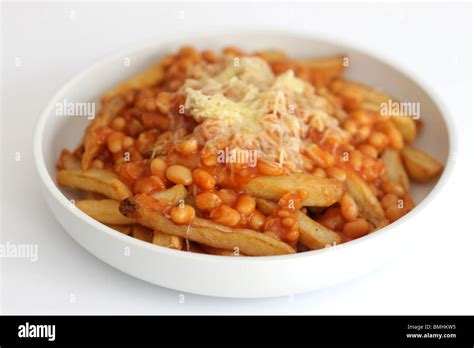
[342,218,369,238]
[166,165,193,185]
[340,193,359,222]
[170,204,196,225]
[195,192,222,212]
[192,168,216,190]
[235,195,256,215]
[210,205,241,227]
[249,210,266,231]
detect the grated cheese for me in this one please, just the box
[180,56,346,171]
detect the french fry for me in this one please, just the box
[152,230,183,250]
[345,171,385,227]
[56,149,80,170]
[57,168,132,200]
[331,79,390,106]
[243,173,344,207]
[390,116,417,143]
[256,49,288,62]
[186,242,205,254]
[297,56,346,86]
[103,62,165,100]
[256,198,341,249]
[120,195,295,256]
[81,95,126,170]
[357,101,381,113]
[76,199,135,225]
[401,146,443,182]
[381,149,410,193]
[201,245,244,256]
[295,56,346,71]
[297,211,342,249]
[297,243,311,253]
[82,191,107,200]
[107,224,132,235]
[254,197,276,216]
[131,224,154,243]
[151,184,187,205]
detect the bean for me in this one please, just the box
[368,132,389,151]
[111,117,126,132]
[107,132,123,154]
[257,160,284,176]
[340,193,359,221]
[342,218,369,238]
[170,205,196,225]
[381,193,398,209]
[249,210,266,231]
[175,138,198,155]
[192,168,216,190]
[318,207,344,231]
[166,165,193,185]
[210,205,241,227]
[216,189,237,206]
[195,192,222,212]
[325,166,347,182]
[358,144,378,159]
[133,175,165,195]
[235,195,256,215]
[150,158,168,177]
[385,205,405,222]
[381,181,405,197]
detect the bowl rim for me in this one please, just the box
[33,29,458,264]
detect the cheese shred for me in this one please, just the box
[180,56,346,171]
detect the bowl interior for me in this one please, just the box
[40,32,450,208]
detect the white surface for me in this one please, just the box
[1,1,473,313]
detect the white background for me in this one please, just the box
[1,1,473,314]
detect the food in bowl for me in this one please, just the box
[55,46,443,256]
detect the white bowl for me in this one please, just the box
[34,31,455,298]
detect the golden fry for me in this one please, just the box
[103,62,165,100]
[201,245,244,256]
[256,49,288,62]
[76,199,135,225]
[345,171,385,227]
[390,116,417,143]
[57,168,132,200]
[331,79,390,105]
[107,224,132,235]
[401,146,443,182]
[243,173,344,207]
[57,149,81,170]
[152,230,183,250]
[381,149,410,193]
[295,55,346,70]
[120,195,295,256]
[151,184,187,205]
[256,198,341,249]
[131,225,154,243]
[81,95,127,170]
